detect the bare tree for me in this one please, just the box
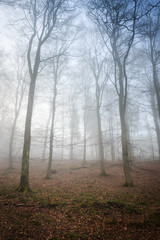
[16,0,70,192]
[45,76,57,179]
[85,42,107,176]
[147,80,160,161]
[68,94,80,161]
[137,6,160,119]
[85,0,138,186]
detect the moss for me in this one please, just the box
[15,184,32,193]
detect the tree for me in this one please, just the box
[81,80,90,167]
[137,4,160,119]
[16,0,70,192]
[68,94,80,161]
[85,39,107,176]
[149,84,160,161]
[45,71,57,179]
[85,0,138,186]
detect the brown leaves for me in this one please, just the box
[0,161,160,239]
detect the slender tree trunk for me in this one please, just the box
[61,111,64,160]
[16,78,36,192]
[42,107,52,161]
[82,110,87,167]
[70,131,73,161]
[8,118,17,169]
[45,112,54,179]
[125,113,133,170]
[153,66,160,118]
[46,84,57,179]
[150,87,160,161]
[8,73,24,169]
[109,111,115,162]
[119,102,133,187]
[115,48,133,186]
[150,41,160,119]
[92,145,97,161]
[82,125,86,167]
[146,115,154,161]
[97,111,106,176]
[96,83,106,176]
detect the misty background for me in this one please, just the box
[0,0,159,170]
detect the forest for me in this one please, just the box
[0,0,160,239]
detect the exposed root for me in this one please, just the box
[100,171,108,177]
[15,185,33,193]
[123,182,134,187]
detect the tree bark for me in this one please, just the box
[42,106,52,161]
[96,82,107,176]
[82,122,86,167]
[119,102,133,187]
[150,38,160,120]
[8,117,17,170]
[150,92,160,161]
[46,82,57,179]
[82,100,87,167]
[109,110,115,162]
[16,78,36,192]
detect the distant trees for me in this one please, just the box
[8,55,28,170]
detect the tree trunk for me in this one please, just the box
[46,85,57,180]
[70,132,73,161]
[45,117,54,179]
[16,78,35,192]
[146,114,155,161]
[109,111,115,162]
[150,89,160,161]
[82,112,87,167]
[119,102,133,187]
[96,88,107,176]
[149,35,160,119]
[8,118,17,170]
[115,47,133,186]
[42,107,52,161]
[61,110,64,160]
[153,67,160,118]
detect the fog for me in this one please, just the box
[0,0,160,188]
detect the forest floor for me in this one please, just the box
[0,159,160,240]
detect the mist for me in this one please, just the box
[0,1,160,239]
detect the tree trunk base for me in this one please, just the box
[100,170,107,177]
[45,174,51,180]
[7,167,14,171]
[15,184,32,193]
[123,182,134,187]
[81,162,86,168]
